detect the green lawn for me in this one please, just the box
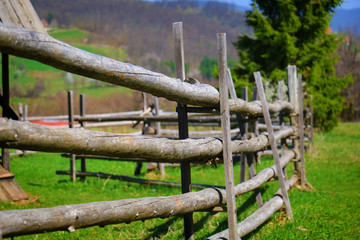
[0,123,359,239]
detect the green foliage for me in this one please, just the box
[200,56,218,79]
[234,0,353,131]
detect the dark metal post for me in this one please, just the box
[173,22,193,240]
[68,90,76,181]
[2,53,10,170]
[80,94,86,181]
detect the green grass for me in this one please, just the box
[0,123,359,239]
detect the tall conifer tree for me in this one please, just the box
[234,0,352,130]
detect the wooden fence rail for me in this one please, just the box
[0,150,295,238]
[0,19,313,239]
[0,119,294,163]
[0,23,293,116]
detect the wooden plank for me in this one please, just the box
[173,22,194,240]
[297,75,306,186]
[0,0,46,34]
[240,87,248,183]
[254,71,293,220]
[287,66,301,175]
[218,33,238,240]
[0,151,294,238]
[0,119,295,162]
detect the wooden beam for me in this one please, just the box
[0,23,293,116]
[254,71,293,220]
[0,150,294,238]
[0,119,295,162]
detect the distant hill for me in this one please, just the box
[31,0,251,75]
[331,8,360,34]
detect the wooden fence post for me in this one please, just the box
[240,87,247,183]
[218,33,238,240]
[278,80,286,178]
[67,90,76,182]
[79,94,86,181]
[287,66,301,174]
[153,96,165,178]
[173,22,194,240]
[254,71,293,220]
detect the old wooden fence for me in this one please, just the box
[0,21,312,239]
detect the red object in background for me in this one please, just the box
[31,120,69,126]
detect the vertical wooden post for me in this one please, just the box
[80,94,86,181]
[218,33,238,240]
[173,22,194,240]
[68,90,76,182]
[278,80,286,178]
[240,87,247,183]
[23,105,28,156]
[1,53,10,171]
[254,71,293,220]
[287,66,301,173]
[310,95,314,151]
[297,75,306,186]
[24,105,28,122]
[153,96,165,178]
[18,103,23,120]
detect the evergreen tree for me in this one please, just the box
[234,0,353,131]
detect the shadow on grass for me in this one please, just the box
[144,216,180,239]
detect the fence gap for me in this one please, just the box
[173,22,194,240]
[218,33,238,240]
[254,71,293,220]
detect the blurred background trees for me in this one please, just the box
[234,0,354,131]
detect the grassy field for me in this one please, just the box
[0,122,359,239]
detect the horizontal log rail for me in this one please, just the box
[0,150,295,238]
[0,119,295,163]
[0,23,293,116]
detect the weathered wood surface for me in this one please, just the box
[206,174,298,240]
[0,23,293,115]
[0,150,294,238]
[0,0,46,34]
[218,33,238,240]
[255,71,293,220]
[0,119,294,162]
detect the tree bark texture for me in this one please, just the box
[0,119,295,163]
[0,23,293,115]
[0,150,295,238]
[206,174,299,240]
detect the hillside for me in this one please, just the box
[31,0,250,75]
